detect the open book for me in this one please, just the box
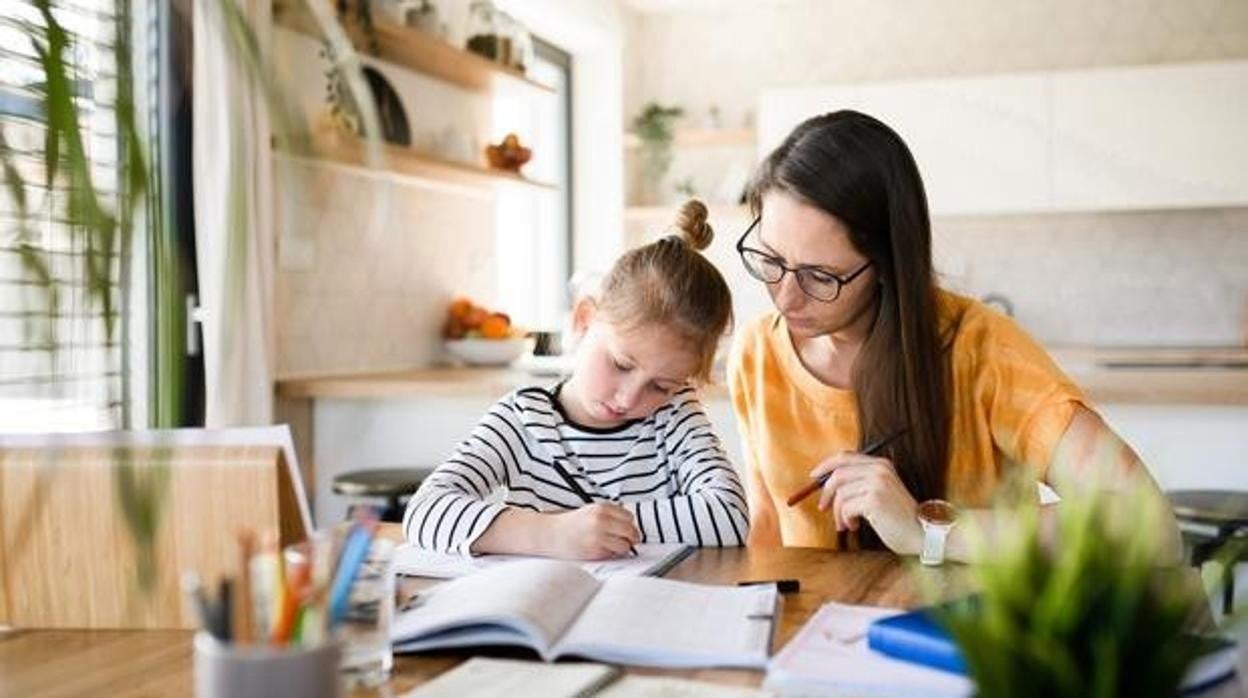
[392,559,777,669]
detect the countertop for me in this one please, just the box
[277,347,1248,406]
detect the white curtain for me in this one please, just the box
[192,0,275,426]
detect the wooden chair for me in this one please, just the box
[0,428,312,630]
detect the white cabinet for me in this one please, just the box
[1050,61,1248,211]
[759,75,1050,216]
[759,61,1248,215]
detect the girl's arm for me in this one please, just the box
[622,395,751,547]
[402,405,516,555]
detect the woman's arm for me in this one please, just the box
[816,405,1181,564]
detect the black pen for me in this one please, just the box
[785,427,910,507]
[550,458,638,557]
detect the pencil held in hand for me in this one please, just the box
[785,428,909,507]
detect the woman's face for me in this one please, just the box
[756,190,879,339]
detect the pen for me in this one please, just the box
[737,578,800,593]
[550,457,638,557]
[182,571,220,640]
[785,428,910,507]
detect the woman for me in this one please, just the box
[727,110,1178,562]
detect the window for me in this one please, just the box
[0,0,129,432]
[490,36,572,331]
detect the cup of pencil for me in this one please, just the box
[186,509,388,696]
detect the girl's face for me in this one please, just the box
[563,309,701,429]
[756,190,879,339]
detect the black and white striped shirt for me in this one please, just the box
[403,385,750,555]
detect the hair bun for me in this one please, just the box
[673,199,714,252]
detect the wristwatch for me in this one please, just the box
[917,499,957,566]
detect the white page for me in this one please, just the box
[597,675,771,698]
[554,576,777,669]
[394,543,690,580]
[401,657,619,698]
[392,559,602,657]
[765,602,971,697]
[0,425,314,532]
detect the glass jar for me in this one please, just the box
[508,15,532,74]
[464,0,501,62]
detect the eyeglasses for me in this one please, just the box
[735,217,873,302]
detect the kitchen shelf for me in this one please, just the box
[275,135,556,194]
[624,127,755,149]
[273,3,555,97]
[624,203,751,223]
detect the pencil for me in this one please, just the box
[550,457,638,557]
[785,428,909,507]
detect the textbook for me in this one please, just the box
[392,559,777,669]
[867,603,1239,694]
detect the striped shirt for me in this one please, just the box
[403,384,750,555]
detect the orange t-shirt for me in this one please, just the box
[727,290,1088,548]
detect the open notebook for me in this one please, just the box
[392,559,777,669]
[393,543,693,580]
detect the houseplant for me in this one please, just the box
[935,481,1215,698]
[631,101,683,204]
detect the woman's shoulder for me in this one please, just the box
[939,289,1063,376]
[728,312,784,372]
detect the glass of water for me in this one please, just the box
[336,537,395,687]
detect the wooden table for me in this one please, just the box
[0,547,1236,697]
[0,548,946,696]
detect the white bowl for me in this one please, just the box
[444,337,534,366]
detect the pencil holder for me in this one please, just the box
[193,632,343,698]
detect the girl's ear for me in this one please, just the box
[570,295,597,339]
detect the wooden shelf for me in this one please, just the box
[275,135,556,194]
[625,127,755,149]
[273,3,555,97]
[624,203,751,223]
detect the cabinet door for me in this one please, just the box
[1051,61,1248,211]
[759,75,1050,216]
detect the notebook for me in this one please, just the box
[402,658,771,698]
[867,602,1240,694]
[394,543,693,580]
[765,602,972,697]
[392,558,776,669]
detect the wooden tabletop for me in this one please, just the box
[0,547,962,697]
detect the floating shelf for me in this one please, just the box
[275,135,556,194]
[624,203,751,223]
[273,3,555,97]
[624,127,755,149]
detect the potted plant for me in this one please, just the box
[936,484,1217,698]
[631,102,683,205]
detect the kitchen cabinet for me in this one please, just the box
[758,60,1248,215]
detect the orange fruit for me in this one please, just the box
[480,313,511,339]
[448,297,474,320]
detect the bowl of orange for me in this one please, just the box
[442,297,533,366]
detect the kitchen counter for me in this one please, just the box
[277,348,1248,406]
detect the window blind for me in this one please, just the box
[0,0,127,432]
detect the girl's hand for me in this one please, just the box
[547,503,640,560]
[810,452,923,555]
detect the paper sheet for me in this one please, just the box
[394,543,691,580]
[765,602,971,697]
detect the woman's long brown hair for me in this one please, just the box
[748,111,955,541]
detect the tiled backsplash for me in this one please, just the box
[933,207,1248,347]
[275,164,496,377]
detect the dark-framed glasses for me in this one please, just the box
[735,217,873,303]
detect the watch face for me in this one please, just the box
[918,499,956,526]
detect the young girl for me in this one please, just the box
[404,201,749,559]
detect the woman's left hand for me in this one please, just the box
[812,452,923,555]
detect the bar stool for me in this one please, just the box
[1168,489,1248,615]
[333,467,432,523]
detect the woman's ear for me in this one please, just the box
[570,295,597,339]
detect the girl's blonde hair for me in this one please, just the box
[596,200,733,381]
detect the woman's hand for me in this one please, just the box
[811,452,923,555]
[546,503,641,560]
